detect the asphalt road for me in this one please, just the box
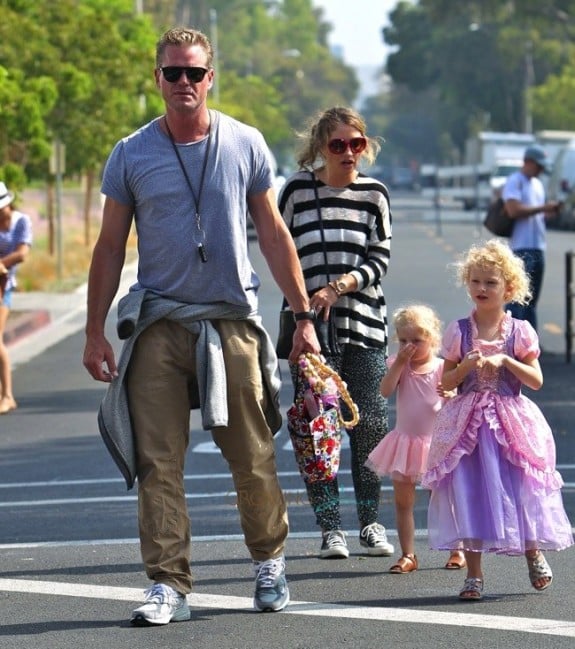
[1,193,574,648]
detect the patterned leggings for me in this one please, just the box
[290,345,388,531]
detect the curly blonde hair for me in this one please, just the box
[392,304,443,354]
[295,106,381,170]
[455,239,532,305]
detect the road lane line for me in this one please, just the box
[0,529,426,550]
[1,462,573,491]
[2,483,575,508]
[0,578,573,638]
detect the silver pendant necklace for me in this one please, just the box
[164,112,212,263]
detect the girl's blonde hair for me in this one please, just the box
[455,239,531,305]
[295,106,381,170]
[392,304,443,354]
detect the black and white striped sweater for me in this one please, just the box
[278,170,392,350]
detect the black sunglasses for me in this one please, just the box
[160,66,209,83]
[327,137,367,155]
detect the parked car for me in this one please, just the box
[546,139,575,230]
[390,166,416,190]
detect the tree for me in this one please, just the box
[1,0,365,185]
[532,68,575,130]
[379,0,575,164]
[185,0,359,164]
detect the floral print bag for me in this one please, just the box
[287,353,359,484]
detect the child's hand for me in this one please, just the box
[480,353,506,369]
[397,342,416,362]
[462,349,483,369]
[437,382,456,399]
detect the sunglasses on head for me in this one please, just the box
[160,66,209,83]
[327,137,367,155]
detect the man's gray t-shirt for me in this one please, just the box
[101,110,274,312]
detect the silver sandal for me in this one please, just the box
[459,577,483,601]
[526,552,553,591]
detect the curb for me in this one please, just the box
[4,310,51,348]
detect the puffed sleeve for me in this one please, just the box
[440,320,462,362]
[513,319,540,360]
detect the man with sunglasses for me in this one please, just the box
[83,27,319,625]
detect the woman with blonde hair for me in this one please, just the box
[278,106,393,559]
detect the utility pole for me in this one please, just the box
[209,9,220,104]
[524,39,534,134]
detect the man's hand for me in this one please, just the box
[83,334,119,382]
[543,201,562,218]
[288,320,321,363]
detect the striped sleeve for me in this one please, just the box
[279,170,392,350]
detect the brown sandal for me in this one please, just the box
[389,553,418,574]
[445,550,466,570]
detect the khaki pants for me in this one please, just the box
[127,318,288,594]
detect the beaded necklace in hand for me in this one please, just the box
[297,353,360,428]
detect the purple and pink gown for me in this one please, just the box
[422,312,573,555]
[366,355,444,484]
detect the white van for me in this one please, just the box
[546,139,575,230]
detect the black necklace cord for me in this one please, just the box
[164,113,212,263]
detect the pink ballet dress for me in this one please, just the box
[422,312,574,555]
[366,355,444,484]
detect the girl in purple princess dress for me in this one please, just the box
[366,305,466,573]
[422,239,573,601]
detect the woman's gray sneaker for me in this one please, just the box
[359,523,394,556]
[320,530,349,559]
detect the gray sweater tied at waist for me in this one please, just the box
[98,290,282,489]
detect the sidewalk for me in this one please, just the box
[3,260,138,368]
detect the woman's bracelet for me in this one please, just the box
[327,282,341,297]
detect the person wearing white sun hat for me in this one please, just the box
[0,181,33,414]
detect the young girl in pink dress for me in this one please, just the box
[366,305,465,573]
[422,239,573,601]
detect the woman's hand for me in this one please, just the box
[309,285,339,321]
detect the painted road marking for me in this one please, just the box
[0,578,573,638]
[0,465,573,492]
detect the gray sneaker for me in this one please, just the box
[130,583,191,626]
[253,556,290,612]
[359,523,394,556]
[320,530,349,559]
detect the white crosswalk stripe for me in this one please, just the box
[0,577,574,638]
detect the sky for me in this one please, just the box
[312,0,400,67]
